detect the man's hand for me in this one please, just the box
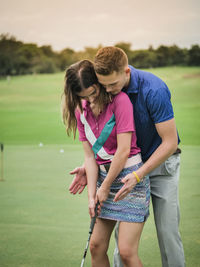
[69,166,87,194]
[114,173,137,202]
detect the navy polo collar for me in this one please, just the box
[122,65,139,94]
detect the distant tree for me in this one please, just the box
[0,34,23,75]
[33,57,58,73]
[82,46,100,60]
[155,45,188,66]
[168,45,186,65]
[0,34,61,75]
[155,45,171,66]
[58,48,77,71]
[129,50,158,68]
[148,45,154,52]
[0,33,199,75]
[16,43,42,74]
[182,48,189,65]
[115,42,132,58]
[188,45,200,66]
[39,45,61,71]
[39,45,55,57]
[75,46,102,62]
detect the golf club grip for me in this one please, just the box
[89,201,99,233]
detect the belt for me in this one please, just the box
[99,153,142,173]
[173,148,181,155]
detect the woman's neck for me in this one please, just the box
[89,102,102,118]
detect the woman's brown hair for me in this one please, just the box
[62,60,111,138]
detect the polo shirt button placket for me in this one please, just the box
[96,121,98,131]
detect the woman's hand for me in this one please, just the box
[69,166,87,194]
[96,184,110,205]
[88,198,96,218]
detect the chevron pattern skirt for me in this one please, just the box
[97,162,150,222]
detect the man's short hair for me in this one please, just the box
[94,46,128,75]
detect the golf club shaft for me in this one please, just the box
[0,144,3,181]
[80,201,99,267]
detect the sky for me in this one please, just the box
[0,0,200,51]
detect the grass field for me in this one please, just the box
[0,67,200,266]
[0,67,200,145]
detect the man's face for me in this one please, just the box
[96,68,130,95]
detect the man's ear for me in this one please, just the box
[125,67,130,75]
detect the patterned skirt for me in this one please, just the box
[97,162,150,223]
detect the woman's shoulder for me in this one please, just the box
[113,91,131,104]
[110,92,133,114]
[75,108,81,119]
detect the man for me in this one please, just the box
[69,47,185,267]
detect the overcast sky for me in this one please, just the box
[0,0,199,51]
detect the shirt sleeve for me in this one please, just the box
[113,92,134,134]
[146,85,174,123]
[75,110,87,141]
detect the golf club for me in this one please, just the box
[0,143,4,181]
[80,201,99,267]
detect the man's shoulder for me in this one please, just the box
[130,65,167,91]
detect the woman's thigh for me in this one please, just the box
[90,218,116,251]
[118,221,144,252]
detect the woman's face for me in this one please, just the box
[77,84,100,105]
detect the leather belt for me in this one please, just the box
[173,148,181,155]
[99,153,142,173]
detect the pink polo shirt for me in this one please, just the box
[76,92,141,165]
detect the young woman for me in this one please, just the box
[62,59,150,267]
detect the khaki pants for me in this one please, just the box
[113,154,185,267]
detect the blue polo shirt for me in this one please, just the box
[123,66,180,162]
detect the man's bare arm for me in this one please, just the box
[114,118,178,201]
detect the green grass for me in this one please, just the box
[0,67,200,266]
[0,67,200,145]
[0,73,75,145]
[0,144,199,266]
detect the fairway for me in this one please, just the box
[0,67,200,146]
[0,144,199,267]
[0,67,200,266]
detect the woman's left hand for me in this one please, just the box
[96,185,110,205]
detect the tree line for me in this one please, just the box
[0,34,200,76]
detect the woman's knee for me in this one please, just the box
[90,239,107,256]
[119,245,137,263]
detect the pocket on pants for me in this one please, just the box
[149,154,180,177]
[164,154,180,176]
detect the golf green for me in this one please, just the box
[0,144,199,266]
